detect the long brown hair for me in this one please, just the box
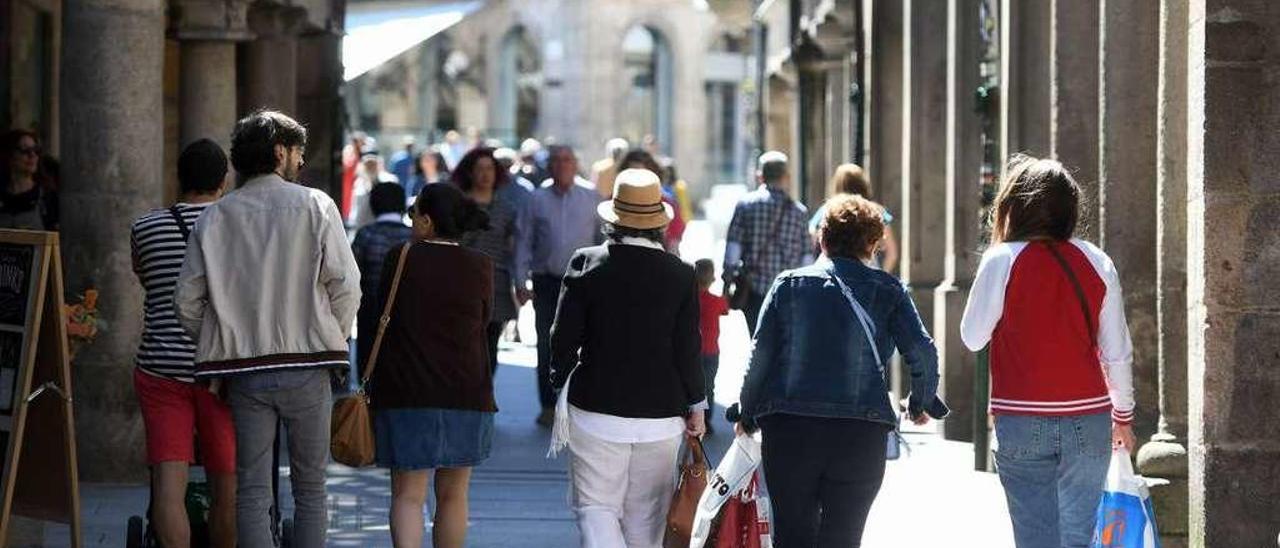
[991,154,1080,244]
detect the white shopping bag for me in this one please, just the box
[1090,450,1162,548]
[689,433,763,548]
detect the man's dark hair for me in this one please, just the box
[758,151,789,185]
[369,182,406,216]
[230,110,307,179]
[178,139,228,194]
[601,222,665,244]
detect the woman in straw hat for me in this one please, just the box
[548,168,707,547]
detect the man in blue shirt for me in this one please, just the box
[512,145,602,426]
[388,135,416,187]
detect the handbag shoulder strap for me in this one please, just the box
[360,242,413,388]
[168,205,191,242]
[1042,241,1096,346]
[827,267,883,371]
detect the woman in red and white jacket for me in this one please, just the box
[961,155,1136,548]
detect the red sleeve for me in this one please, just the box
[718,295,729,316]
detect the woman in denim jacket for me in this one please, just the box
[735,194,948,547]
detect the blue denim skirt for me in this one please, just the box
[374,407,495,470]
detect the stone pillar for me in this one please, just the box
[865,0,903,241]
[1099,0,1159,441]
[900,0,947,334]
[1186,3,1280,546]
[998,0,1051,171]
[1049,0,1101,240]
[1137,1,1189,547]
[60,0,166,482]
[297,30,342,194]
[240,4,302,116]
[179,43,237,147]
[933,0,982,442]
[794,38,831,208]
[173,1,251,149]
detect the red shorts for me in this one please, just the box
[133,369,236,474]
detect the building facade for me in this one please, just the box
[345,0,756,202]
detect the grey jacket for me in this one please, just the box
[174,174,361,377]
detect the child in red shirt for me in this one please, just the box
[695,259,729,435]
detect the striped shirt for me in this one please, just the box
[131,203,211,382]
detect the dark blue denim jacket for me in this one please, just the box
[739,257,949,429]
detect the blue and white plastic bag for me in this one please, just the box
[1091,450,1161,548]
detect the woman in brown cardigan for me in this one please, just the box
[369,183,495,548]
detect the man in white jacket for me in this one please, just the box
[174,110,360,548]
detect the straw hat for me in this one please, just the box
[597,168,674,230]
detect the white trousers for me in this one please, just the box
[568,425,682,548]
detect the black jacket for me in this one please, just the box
[549,243,705,418]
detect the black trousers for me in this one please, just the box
[743,289,768,336]
[532,274,561,409]
[760,414,889,548]
[485,321,504,376]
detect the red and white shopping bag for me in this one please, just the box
[712,474,772,548]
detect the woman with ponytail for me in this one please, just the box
[368,183,495,548]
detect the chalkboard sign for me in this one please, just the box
[0,244,34,327]
[0,230,81,547]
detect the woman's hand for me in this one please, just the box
[734,421,745,437]
[685,410,706,438]
[910,411,930,426]
[1113,422,1136,452]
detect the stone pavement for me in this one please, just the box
[31,219,1014,547]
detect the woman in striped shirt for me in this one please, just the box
[129,139,236,548]
[961,155,1137,548]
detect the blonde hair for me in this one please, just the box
[828,164,872,199]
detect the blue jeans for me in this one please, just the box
[228,369,333,548]
[995,412,1111,548]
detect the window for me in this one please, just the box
[621,25,672,153]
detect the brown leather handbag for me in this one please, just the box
[664,435,710,548]
[331,242,411,468]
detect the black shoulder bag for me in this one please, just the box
[168,205,191,242]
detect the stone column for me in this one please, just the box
[865,0,903,239]
[60,0,166,482]
[1186,3,1280,546]
[795,41,831,208]
[900,0,947,335]
[933,0,982,442]
[240,4,303,116]
[297,30,342,193]
[998,0,1051,173]
[1137,1,1189,547]
[1098,0,1159,441]
[173,1,251,149]
[1049,0,1100,240]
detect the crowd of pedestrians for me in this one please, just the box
[117,107,1138,548]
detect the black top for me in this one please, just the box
[549,243,704,418]
[369,242,496,411]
